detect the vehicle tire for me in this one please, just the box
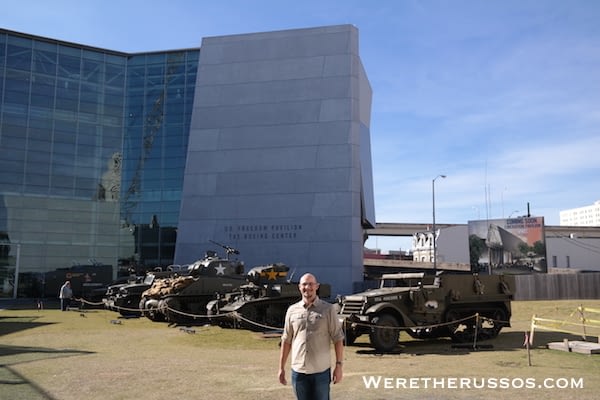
[407,326,445,339]
[446,309,475,343]
[141,298,165,322]
[478,308,507,341]
[369,314,400,352]
[344,330,357,346]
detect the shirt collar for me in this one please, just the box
[302,296,320,309]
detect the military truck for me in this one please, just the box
[207,263,331,331]
[338,272,514,352]
[139,243,246,323]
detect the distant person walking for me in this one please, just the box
[59,281,73,311]
[278,273,344,400]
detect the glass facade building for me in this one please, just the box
[0,29,199,296]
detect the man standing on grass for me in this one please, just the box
[278,273,344,400]
[59,280,73,311]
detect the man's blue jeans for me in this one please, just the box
[291,369,331,400]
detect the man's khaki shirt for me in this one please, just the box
[281,297,344,374]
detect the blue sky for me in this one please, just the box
[2,0,599,251]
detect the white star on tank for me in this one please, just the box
[214,264,226,275]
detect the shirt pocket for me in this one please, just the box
[290,311,306,331]
[307,311,324,329]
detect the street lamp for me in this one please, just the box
[432,174,446,274]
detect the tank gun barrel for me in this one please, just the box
[209,240,240,256]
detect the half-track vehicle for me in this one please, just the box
[207,263,331,331]
[139,242,245,323]
[338,272,514,352]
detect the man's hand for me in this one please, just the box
[332,365,343,384]
[278,369,287,385]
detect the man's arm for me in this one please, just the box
[332,339,344,384]
[278,340,291,385]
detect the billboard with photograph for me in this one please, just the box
[468,216,547,273]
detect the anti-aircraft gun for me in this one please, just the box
[338,272,514,352]
[207,263,331,331]
[139,241,245,323]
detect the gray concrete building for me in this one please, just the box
[176,25,375,296]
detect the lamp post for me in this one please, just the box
[432,174,446,274]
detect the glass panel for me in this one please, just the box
[33,49,57,75]
[106,53,126,65]
[28,115,53,129]
[4,69,30,92]
[0,158,24,174]
[82,48,105,61]
[53,142,77,155]
[82,59,103,83]
[25,172,50,187]
[6,42,32,70]
[0,170,24,185]
[57,54,81,78]
[50,173,74,187]
[27,151,51,164]
[1,136,27,152]
[28,139,52,152]
[56,78,80,99]
[30,94,55,108]
[3,89,29,105]
[58,44,81,57]
[105,63,125,87]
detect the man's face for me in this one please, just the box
[299,275,319,302]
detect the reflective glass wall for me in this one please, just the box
[0,29,199,297]
[120,51,198,271]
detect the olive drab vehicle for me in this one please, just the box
[107,271,174,317]
[338,272,515,352]
[139,241,245,323]
[207,263,331,331]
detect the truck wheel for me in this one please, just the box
[478,308,507,341]
[344,330,357,346]
[446,309,475,343]
[369,314,400,352]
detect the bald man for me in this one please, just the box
[278,273,344,400]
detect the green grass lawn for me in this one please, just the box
[1,300,599,400]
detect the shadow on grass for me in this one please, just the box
[0,344,95,400]
[349,330,589,356]
[0,316,55,337]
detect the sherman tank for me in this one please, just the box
[139,242,245,323]
[207,263,331,331]
[338,272,515,352]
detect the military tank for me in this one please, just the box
[338,272,514,352]
[207,263,331,331]
[139,241,245,323]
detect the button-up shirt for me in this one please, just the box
[281,297,344,374]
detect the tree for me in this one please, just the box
[469,234,486,271]
[532,240,546,256]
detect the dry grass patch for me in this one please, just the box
[1,300,599,400]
